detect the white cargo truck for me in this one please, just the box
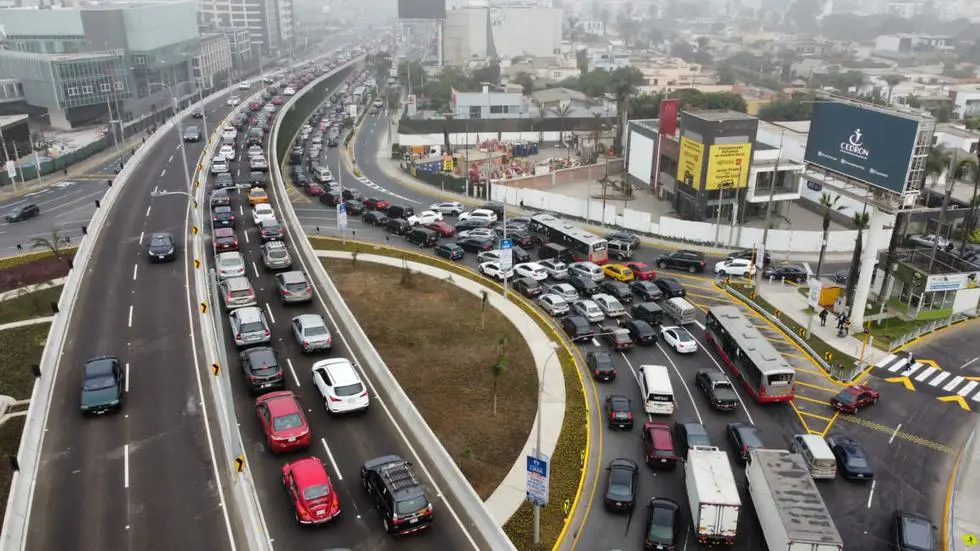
[684,446,741,544]
[746,449,844,551]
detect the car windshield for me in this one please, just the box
[845,449,869,467]
[902,517,934,548]
[836,392,858,404]
[674,330,693,342]
[220,257,241,268]
[303,324,327,337]
[83,375,116,391]
[647,507,676,542]
[608,469,633,499]
[240,320,264,333]
[150,237,171,248]
[335,382,363,397]
[302,483,330,501]
[273,413,303,431]
[285,282,308,292]
[395,496,428,515]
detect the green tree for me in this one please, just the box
[576,49,589,74]
[882,74,905,104]
[702,91,748,112]
[668,88,706,110]
[629,92,664,119]
[470,60,501,88]
[513,71,534,95]
[397,60,425,93]
[757,99,813,122]
[609,66,645,154]
[844,209,872,310]
[670,40,696,61]
[552,103,573,145]
[716,65,737,85]
[814,193,844,278]
[31,229,70,264]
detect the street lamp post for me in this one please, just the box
[149,81,202,199]
[533,341,561,545]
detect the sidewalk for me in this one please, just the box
[953,427,980,551]
[316,250,566,525]
[0,278,66,303]
[0,316,54,332]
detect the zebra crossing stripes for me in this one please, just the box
[873,354,980,407]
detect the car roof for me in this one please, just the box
[215,227,235,237]
[217,251,243,261]
[289,457,329,488]
[280,271,307,283]
[84,356,117,375]
[224,277,251,290]
[233,306,263,320]
[645,422,674,446]
[608,395,630,407]
[258,391,300,416]
[294,313,324,327]
[316,358,359,385]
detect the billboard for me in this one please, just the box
[705,143,752,190]
[676,137,704,189]
[804,101,920,194]
[398,0,446,19]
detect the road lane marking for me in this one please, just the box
[160,169,166,177]
[961,357,978,370]
[618,352,653,422]
[251,261,259,279]
[794,395,831,406]
[127,305,133,328]
[139,231,144,245]
[957,381,979,396]
[930,372,951,386]
[145,205,151,217]
[796,381,839,393]
[243,230,249,244]
[124,444,130,489]
[889,423,902,444]
[320,438,343,481]
[866,480,876,509]
[132,263,138,281]
[655,342,704,425]
[944,376,965,391]
[286,358,300,387]
[838,415,957,454]
[264,303,276,324]
[152,186,158,194]
[239,205,244,216]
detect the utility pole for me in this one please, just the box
[929,150,959,271]
[959,149,980,257]
[756,131,784,287]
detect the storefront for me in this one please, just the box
[890,262,980,320]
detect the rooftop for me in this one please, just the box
[532,87,594,105]
[685,109,757,122]
[936,124,980,140]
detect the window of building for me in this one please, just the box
[468,106,481,118]
[114,81,124,91]
[100,82,112,92]
[81,85,93,95]
[66,87,79,97]
[489,105,509,114]
[133,55,146,65]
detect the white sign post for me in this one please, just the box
[499,238,513,299]
[337,202,347,243]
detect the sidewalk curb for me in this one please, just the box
[0,278,66,303]
[0,316,54,332]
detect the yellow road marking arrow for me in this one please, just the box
[919,359,941,370]
[938,395,971,411]
[885,376,916,391]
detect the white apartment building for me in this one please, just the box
[952,87,980,119]
[198,0,294,54]
[933,123,980,155]
[634,58,722,95]
[193,33,233,89]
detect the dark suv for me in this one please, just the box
[655,250,705,273]
[239,346,284,393]
[5,203,39,222]
[360,455,433,535]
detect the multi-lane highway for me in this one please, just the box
[25,89,241,551]
[278,104,972,549]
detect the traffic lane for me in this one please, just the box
[215,192,476,550]
[0,181,106,251]
[904,321,980,377]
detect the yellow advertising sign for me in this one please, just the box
[705,143,752,190]
[676,137,704,189]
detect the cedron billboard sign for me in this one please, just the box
[804,101,921,195]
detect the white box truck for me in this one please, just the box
[746,449,844,551]
[684,445,741,544]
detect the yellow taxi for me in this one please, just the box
[603,263,634,282]
[248,187,269,205]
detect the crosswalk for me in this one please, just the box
[873,354,980,405]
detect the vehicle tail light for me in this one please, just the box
[328,395,342,402]
[359,391,368,398]
[699,261,705,267]
[264,329,270,337]
[626,412,633,420]
[303,340,309,347]
[233,240,239,247]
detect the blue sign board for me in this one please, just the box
[499,239,512,249]
[336,203,347,230]
[526,453,549,506]
[804,101,920,194]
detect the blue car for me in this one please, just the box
[434,243,464,261]
[827,435,874,480]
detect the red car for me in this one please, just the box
[213,228,239,252]
[624,261,656,280]
[425,221,456,237]
[642,422,679,468]
[282,457,341,525]
[306,183,325,196]
[830,384,880,414]
[362,197,390,211]
[248,101,262,111]
[271,96,284,106]
[255,391,311,453]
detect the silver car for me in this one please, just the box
[539,259,568,280]
[547,282,579,301]
[291,314,332,352]
[261,241,292,270]
[572,299,604,323]
[275,271,313,303]
[228,306,271,347]
[216,251,246,280]
[537,293,570,316]
[219,277,256,309]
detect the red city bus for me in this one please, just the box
[705,305,796,403]
[528,213,609,264]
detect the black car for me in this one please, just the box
[604,328,634,351]
[600,280,632,303]
[363,211,390,226]
[477,202,505,219]
[644,498,681,551]
[605,231,641,249]
[656,250,705,273]
[211,205,235,228]
[621,319,656,345]
[183,126,201,142]
[653,278,686,299]
[387,205,415,219]
[191,107,204,119]
[341,188,361,201]
[587,351,616,381]
[386,218,412,236]
[893,511,936,551]
[239,347,284,393]
[5,203,39,222]
[320,191,342,206]
[568,275,600,296]
[511,245,531,264]
[210,189,231,208]
[361,455,433,535]
[500,229,540,249]
[455,219,490,233]
[434,243,464,260]
[343,199,364,215]
[456,236,493,252]
[630,280,663,302]
[561,315,594,342]
[80,355,124,415]
[827,436,874,480]
[249,171,268,187]
[604,458,638,512]
[147,232,177,262]
[764,264,809,283]
[695,370,739,411]
[727,422,764,463]
[674,421,711,458]
[605,395,634,430]
[514,277,543,298]
[728,247,771,266]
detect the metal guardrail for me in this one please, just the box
[889,312,973,351]
[271,63,518,551]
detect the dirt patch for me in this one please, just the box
[0,323,50,400]
[0,285,64,325]
[0,252,74,294]
[323,259,537,499]
[0,416,25,522]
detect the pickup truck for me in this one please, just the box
[695,369,739,411]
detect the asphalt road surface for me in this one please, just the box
[25,93,240,551]
[279,107,968,549]
[200,68,481,551]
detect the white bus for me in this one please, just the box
[638,364,675,415]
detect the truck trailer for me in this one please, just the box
[746,449,844,551]
[684,445,741,544]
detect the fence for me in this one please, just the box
[405,159,624,197]
[888,312,974,351]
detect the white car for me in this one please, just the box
[210,157,229,175]
[539,259,568,280]
[250,156,269,170]
[226,95,240,106]
[479,261,513,280]
[237,81,251,90]
[247,145,264,158]
[459,209,498,224]
[714,258,752,277]
[460,228,496,240]
[546,283,579,301]
[252,203,276,225]
[312,358,369,413]
[571,299,604,323]
[216,251,246,280]
[513,262,548,281]
[592,293,626,317]
[408,210,443,225]
[430,201,464,215]
[477,249,501,263]
[221,126,237,141]
[537,294,570,316]
[283,86,297,96]
[661,325,698,353]
[218,144,236,162]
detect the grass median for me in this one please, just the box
[0,285,64,325]
[311,237,588,550]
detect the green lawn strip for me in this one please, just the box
[0,322,51,521]
[725,282,861,373]
[0,285,64,325]
[0,249,76,269]
[311,237,587,549]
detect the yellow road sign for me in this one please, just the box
[234,455,245,473]
[194,258,201,269]
[964,533,978,547]
[885,376,915,391]
[200,302,208,314]
[194,180,200,189]
[823,351,833,362]
[938,395,971,411]
[211,362,220,376]
[192,225,199,235]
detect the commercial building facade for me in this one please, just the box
[193,33,233,90]
[197,0,294,56]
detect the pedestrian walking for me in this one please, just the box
[903,353,916,376]
[837,313,845,330]
[520,199,525,209]
[63,167,68,176]
[819,308,829,327]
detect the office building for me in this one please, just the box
[442,5,561,65]
[450,85,527,119]
[221,27,253,73]
[197,0,294,56]
[0,2,201,129]
[193,33,233,90]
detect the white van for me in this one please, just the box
[638,365,675,415]
[791,434,837,480]
[663,297,697,325]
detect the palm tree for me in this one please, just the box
[844,208,871,310]
[587,113,604,163]
[534,109,547,144]
[609,67,644,154]
[696,36,711,55]
[883,74,905,104]
[552,103,573,146]
[31,229,70,265]
[814,193,845,278]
